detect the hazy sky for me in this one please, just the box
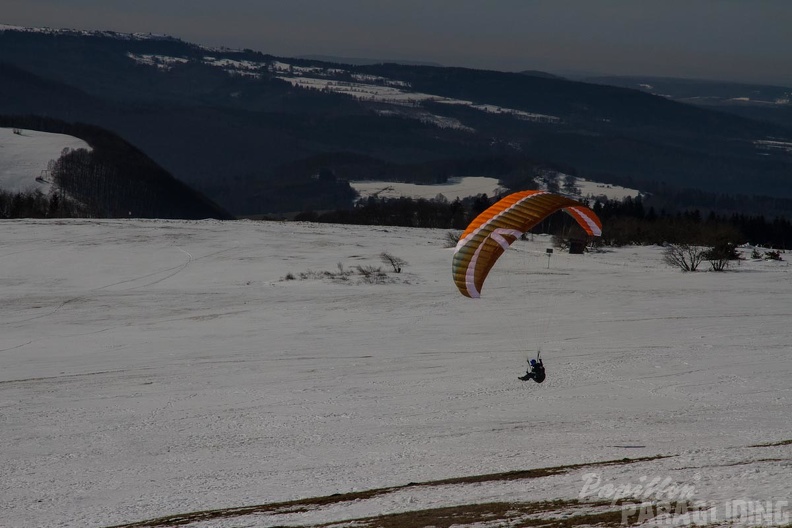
[4,0,792,85]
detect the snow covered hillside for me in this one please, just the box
[0,219,789,527]
[0,127,90,194]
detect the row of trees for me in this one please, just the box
[592,196,792,248]
[0,189,84,218]
[295,194,497,230]
[297,194,792,250]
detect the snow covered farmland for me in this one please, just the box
[574,177,641,201]
[123,50,562,126]
[350,176,640,202]
[350,176,506,201]
[1,219,790,527]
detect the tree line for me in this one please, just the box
[592,196,792,248]
[0,188,83,218]
[296,194,792,249]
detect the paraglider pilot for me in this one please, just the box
[519,357,545,383]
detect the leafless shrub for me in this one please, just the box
[288,263,396,284]
[380,252,407,273]
[297,269,347,280]
[551,234,569,249]
[356,265,390,284]
[444,231,461,248]
[356,264,381,276]
[663,244,707,271]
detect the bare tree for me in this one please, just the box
[544,173,560,193]
[380,252,407,273]
[663,244,707,272]
[444,231,460,248]
[563,174,579,195]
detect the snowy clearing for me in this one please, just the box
[351,176,640,202]
[0,219,789,527]
[0,127,90,194]
[350,176,506,201]
[575,177,642,201]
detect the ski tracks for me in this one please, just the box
[1,246,196,328]
[90,246,194,292]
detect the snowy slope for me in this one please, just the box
[0,219,789,527]
[0,127,90,194]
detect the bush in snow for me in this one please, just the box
[356,265,390,284]
[380,252,407,273]
[663,244,707,272]
[284,261,398,285]
[444,231,460,248]
[703,242,740,272]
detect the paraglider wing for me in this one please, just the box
[451,190,602,298]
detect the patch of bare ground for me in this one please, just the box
[106,455,669,528]
[673,457,791,471]
[749,439,792,448]
[419,454,668,487]
[317,499,693,528]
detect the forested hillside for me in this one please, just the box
[2,27,791,216]
[0,115,233,219]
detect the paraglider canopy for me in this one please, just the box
[452,190,602,298]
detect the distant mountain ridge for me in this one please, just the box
[585,74,792,131]
[1,24,791,215]
[0,23,183,42]
[584,74,791,104]
[295,54,444,67]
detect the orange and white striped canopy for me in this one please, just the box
[452,190,602,298]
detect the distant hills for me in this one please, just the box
[1,25,791,216]
[585,75,792,130]
[584,75,791,106]
[295,54,444,67]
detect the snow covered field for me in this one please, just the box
[350,176,640,202]
[575,177,641,201]
[350,176,506,201]
[1,219,790,527]
[0,127,90,194]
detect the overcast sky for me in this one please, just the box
[4,0,792,85]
